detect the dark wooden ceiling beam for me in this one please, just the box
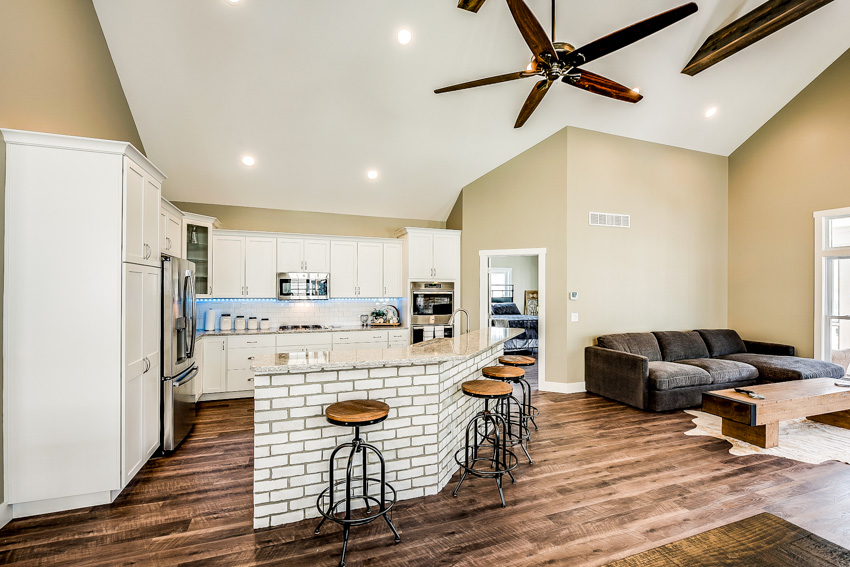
[682,0,835,76]
[457,0,487,13]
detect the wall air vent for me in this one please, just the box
[589,212,630,228]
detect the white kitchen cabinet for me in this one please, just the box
[227,335,275,394]
[382,242,403,297]
[122,263,161,488]
[183,213,220,298]
[124,156,161,267]
[357,242,384,297]
[2,129,166,517]
[277,237,330,273]
[211,233,276,298]
[246,237,277,298]
[388,329,410,348]
[160,199,183,258]
[276,332,333,353]
[194,337,205,401]
[396,228,461,281]
[332,330,389,351]
[330,240,358,297]
[202,337,227,394]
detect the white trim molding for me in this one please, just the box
[814,207,850,362]
[478,248,548,389]
[541,381,586,394]
[0,501,11,529]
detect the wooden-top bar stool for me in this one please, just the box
[482,365,533,464]
[498,355,540,431]
[315,399,400,567]
[453,379,518,507]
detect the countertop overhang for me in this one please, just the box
[250,328,523,374]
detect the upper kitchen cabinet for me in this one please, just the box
[330,239,403,298]
[124,155,165,267]
[183,213,220,298]
[382,241,403,297]
[277,237,330,273]
[1,129,166,516]
[211,231,277,298]
[159,198,183,258]
[396,228,461,281]
[330,240,357,297]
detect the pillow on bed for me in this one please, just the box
[492,302,521,315]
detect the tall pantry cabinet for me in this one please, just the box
[1,129,166,518]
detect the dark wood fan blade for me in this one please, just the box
[435,71,533,94]
[563,70,643,103]
[683,0,835,76]
[514,79,553,128]
[562,2,698,68]
[457,0,487,13]
[506,0,559,63]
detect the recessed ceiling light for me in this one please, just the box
[705,107,718,118]
[397,29,412,45]
[241,155,255,166]
[225,0,241,4]
[367,170,379,180]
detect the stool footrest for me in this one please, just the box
[453,448,518,478]
[316,478,397,527]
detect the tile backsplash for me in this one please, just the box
[196,298,406,331]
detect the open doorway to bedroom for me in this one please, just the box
[479,248,547,390]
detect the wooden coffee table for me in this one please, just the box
[702,378,850,448]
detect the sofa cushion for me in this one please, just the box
[597,333,662,362]
[719,353,846,381]
[648,361,712,391]
[695,329,747,357]
[653,331,710,362]
[676,358,759,384]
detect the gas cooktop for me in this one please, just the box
[279,324,328,331]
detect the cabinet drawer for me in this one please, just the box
[277,332,332,347]
[389,330,408,342]
[229,335,276,349]
[228,346,275,370]
[276,343,332,354]
[332,331,389,345]
[227,369,255,391]
[388,340,409,349]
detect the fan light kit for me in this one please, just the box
[705,107,718,118]
[439,0,698,128]
[241,156,255,166]
[367,170,379,180]
[397,29,412,45]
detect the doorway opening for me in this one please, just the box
[479,248,548,391]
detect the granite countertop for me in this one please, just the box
[250,328,523,374]
[197,325,408,339]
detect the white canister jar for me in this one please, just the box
[220,314,232,331]
[260,318,270,330]
[234,316,246,331]
[247,317,258,331]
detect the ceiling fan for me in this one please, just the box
[436,0,699,128]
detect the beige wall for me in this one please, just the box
[172,202,445,238]
[565,128,728,382]
[446,193,462,231]
[456,130,569,382]
[456,127,728,385]
[0,0,144,509]
[728,49,850,357]
[0,0,144,152]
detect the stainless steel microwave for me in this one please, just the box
[277,272,330,300]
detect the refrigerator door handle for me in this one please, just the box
[172,366,198,388]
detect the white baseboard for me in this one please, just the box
[11,491,113,519]
[0,501,11,529]
[200,390,254,402]
[539,381,585,394]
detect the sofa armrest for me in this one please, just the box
[585,346,650,410]
[744,340,795,357]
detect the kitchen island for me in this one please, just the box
[249,327,523,529]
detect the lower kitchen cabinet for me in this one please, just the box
[227,335,275,394]
[332,330,389,351]
[202,336,227,394]
[277,332,333,353]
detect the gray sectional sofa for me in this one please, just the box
[585,329,846,412]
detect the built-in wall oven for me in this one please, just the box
[410,281,455,344]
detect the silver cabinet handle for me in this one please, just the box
[248,356,255,360]
[143,357,150,373]
[248,377,254,382]
[208,285,212,295]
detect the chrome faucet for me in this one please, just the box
[449,308,470,335]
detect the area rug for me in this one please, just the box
[684,409,850,465]
[605,513,850,566]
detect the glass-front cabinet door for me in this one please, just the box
[183,214,219,298]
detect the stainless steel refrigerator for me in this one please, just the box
[161,256,198,452]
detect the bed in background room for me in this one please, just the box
[490,302,538,353]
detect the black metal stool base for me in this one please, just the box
[492,395,534,464]
[315,428,399,567]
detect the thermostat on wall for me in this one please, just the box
[569,292,578,301]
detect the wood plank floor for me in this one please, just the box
[2,390,850,566]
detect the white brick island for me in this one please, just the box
[249,327,523,529]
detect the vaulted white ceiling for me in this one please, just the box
[94,0,850,221]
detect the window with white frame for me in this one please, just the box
[489,267,513,303]
[814,208,850,374]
